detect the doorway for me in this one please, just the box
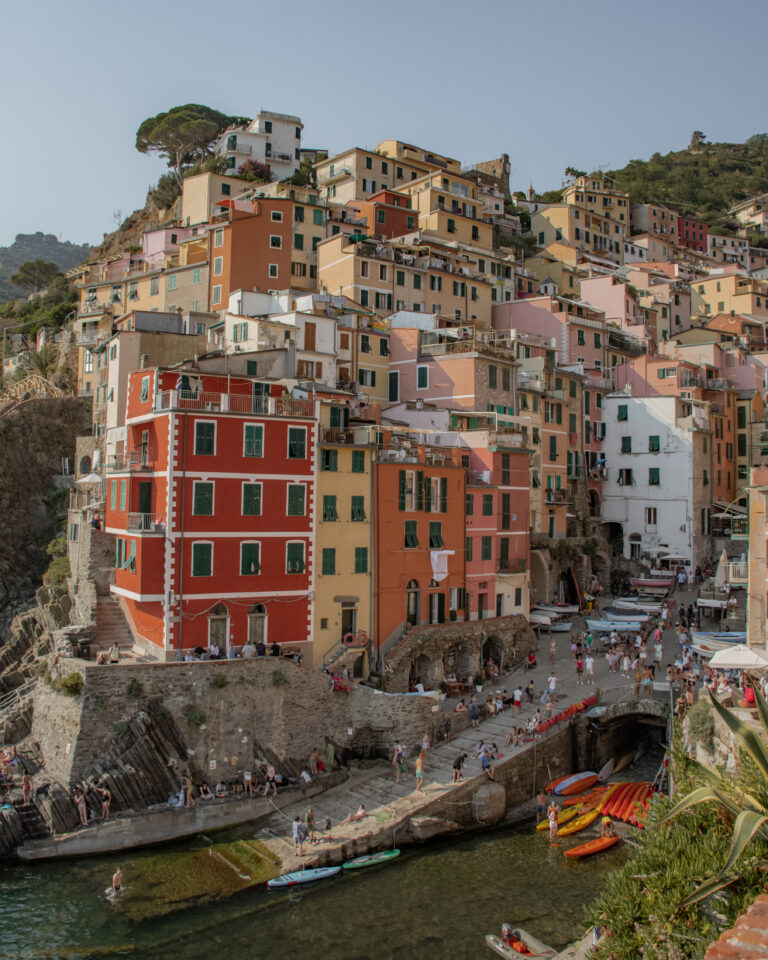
[247,603,267,646]
[429,592,445,624]
[137,481,152,516]
[406,580,420,626]
[341,604,357,641]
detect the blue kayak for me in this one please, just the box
[267,866,341,888]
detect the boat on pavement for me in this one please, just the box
[628,578,672,594]
[267,866,342,888]
[531,602,580,616]
[486,928,557,958]
[690,630,746,643]
[564,835,619,859]
[601,608,650,623]
[586,619,643,633]
[613,598,662,614]
[553,771,599,796]
[547,619,574,633]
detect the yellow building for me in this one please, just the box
[181,172,253,227]
[692,273,768,318]
[397,172,494,250]
[524,245,586,296]
[314,401,374,670]
[335,311,391,406]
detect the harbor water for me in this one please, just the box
[0,822,624,959]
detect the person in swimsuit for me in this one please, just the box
[535,790,546,823]
[415,752,425,791]
[111,866,123,894]
[264,764,277,796]
[548,802,560,841]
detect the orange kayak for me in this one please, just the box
[603,782,633,818]
[562,786,608,808]
[565,835,619,858]
[618,783,649,822]
[545,774,572,794]
[596,783,625,812]
[559,774,599,796]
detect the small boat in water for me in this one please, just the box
[267,866,342,888]
[486,928,557,958]
[531,602,580,615]
[601,608,650,623]
[564,835,619,859]
[342,849,400,870]
[586,619,643,633]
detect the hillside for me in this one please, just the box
[605,133,768,231]
[0,233,91,303]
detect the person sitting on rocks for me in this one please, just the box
[214,782,228,798]
[341,804,367,825]
[198,782,213,800]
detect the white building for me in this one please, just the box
[601,392,713,568]
[215,111,303,180]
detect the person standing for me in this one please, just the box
[452,753,466,783]
[111,866,123,895]
[585,653,594,683]
[292,816,306,855]
[75,789,87,826]
[304,807,317,845]
[548,801,560,841]
[550,637,557,664]
[415,752,425,791]
[264,763,277,796]
[513,686,523,715]
[183,775,195,808]
[536,790,547,824]
[548,672,557,700]
[470,696,480,728]
[575,656,584,685]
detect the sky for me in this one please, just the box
[2,0,767,249]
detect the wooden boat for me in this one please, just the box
[343,849,400,870]
[554,771,599,796]
[564,835,619,859]
[547,619,574,633]
[613,751,635,774]
[586,619,644,633]
[691,630,746,643]
[536,802,583,831]
[629,578,672,593]
[529,611,552,627]
[486,929,557,958]
[691,639,733,657]
[267,866,342,888]
[697,598,729,611]
[532,602,580,615]
[601,608,650,623]
[557,807,600,836]
[613,598,662,614]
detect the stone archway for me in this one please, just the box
[443,642,474,682]
[529,550,550,602]
[79,455,92,476]
[482,634,504,674]
[408,653,438,690]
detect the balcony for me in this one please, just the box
[679,374,701,388]
[154,390,315,419]
[126,513,163,534]
[727,561,748,584]
[545,489,568,505]
[608,330,647,357]
[418,337,516,361]
[729,516,749,540]
[585,374,614,390]
[227,142,251,155]
[497,557,527,574]
[69,489,102,510]
[105,451,152,473]
[702,378,731,392]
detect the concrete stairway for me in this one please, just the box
[12,799,51,840]
[95,596,134,654]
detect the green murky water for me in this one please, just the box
[0,825,623,959]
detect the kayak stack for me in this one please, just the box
[600,781,654,826]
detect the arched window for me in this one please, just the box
[248,603,267,647]
[79,456,91,476]
[208,603,229,649]
[406,579,420,626]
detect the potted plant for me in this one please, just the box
[474,673,483,693]
[438,680,447,701]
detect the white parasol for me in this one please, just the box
[708,645,768,671]
[714,549,729,591]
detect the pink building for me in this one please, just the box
[580,275,646,334]
[142,227,196,269]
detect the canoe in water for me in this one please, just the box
[557,808,600,837]
[536,802,583,831]
[556,772,599,796]
[343,849,400,870]
[564,835,620,859]
[267,866,342,888]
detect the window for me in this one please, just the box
[549,435,557,461]
[211,284,222,305]
[359,369,376,387]
[294,206,304,223]
[270,210,284,223]
[352,450,365,473]
[703,469,709,486]
[321,448,338,471]
[649,467,660,485]
[577,329,585,346]
[150,277,159,296]
[377,209,386,224]
[191,542,212,577]
[321,548,336,576]
[621,436,632,453]
[193,481,214,515]
[139,375,150,403]
[594,332,601,348]
[645,506,657,527]
[194,421,215,455]
[365,155,372,169]
[413,274,421,290]
[212,256,223,277]
[241,542,261,575]
[447,218,456,233]
[168,273,177,291]
[404,520,419,548]
[288,427,306,459]
[514,587,522,607]
[488,365,497,389]
[379,338,389,357]
[388,371,400,403]
[481,536,492,560]
[270,235,282,248]
[407,215,416,230]
[286,542,306,573]
[213,229,224,247]
[221,183,230,196]
[466,493,474,516]
[287,484,305,516]
[618,468,634,485]
[351,496,366,521]
[355,547,368,574]
[417,366,429,389]
[242,483,262,516]
[312,208,324,226]
[429,521,444,548]
[617,404,628,421]
[649,435,660,453]
[482,494,493,516]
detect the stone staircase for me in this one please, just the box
[95,596,134,654]
[12,799,51,840]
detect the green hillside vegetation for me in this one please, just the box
[605,133,768,234]
[0,233,90,303]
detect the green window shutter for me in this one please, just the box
[621,436,632,453]
[549,435,557,460]
[481,536,492,560]
[329,407,341,428]
[241,543,261,575]
[351,496,366,521]
[352,450,365,473]
[313,209,323,225]
[556,404,562,425]
[321,548,335,575]
[466,493,474,516]
[416,471,425,510]
[424,476,432,513]
[514,587,522,606]
[115,539,123,569]
[288,428,306,458]
[192,543,212,577]
[287,542,305,573]
[482,494,493,515]
[195,421,215,454]
[120,479,127,511]
[466,537,473,561]
[429,521,444,548]
[398,470,406,510]
[649,435,660,452]
[617,404,628,421]
[404,520,419,548]
[417,366,428,389]
[440,477,448,513]
[110,481,117,510]
[294,233,304,250]
[649,467,660,485]
[488,365,497,388]
[322,495,337,521]
[569,380,577,398]
[193,482,214,515]
[502,367,511,391]
[243,483,261,516]
[354,547,368,574]
[246,360,258,375]
[244,424,263,457]
[287,484,306,516]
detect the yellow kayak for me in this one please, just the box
[613,751,634,774]
[596,782,625,812]
[558,807,600,837]
[536,802,583,832]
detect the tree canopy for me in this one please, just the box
[10,259,62,292]
[136,104,241,185]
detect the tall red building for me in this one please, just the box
[105,367,317,658]
[677,216,708,253]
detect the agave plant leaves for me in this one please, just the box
[680,872,740,908]
[661,785,742,825]
[721,810,768,875]
[707,688,768,782]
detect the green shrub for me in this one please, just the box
[183,705,206,727]
[43,556,70,588]
[686,698,715,754]
[53,672,83,697]
[112,721,130,738]
[125,678,144,699]
[209,674,228,689]
[148,701,170,722]
[272,670,288,688]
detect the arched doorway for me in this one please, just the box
[604,522,624,558]
[444,642,474,683]
[406,579,420,626]
[247,603,267,647]
[408,652,437,690]
[79,455,91,476]
[482,634,504,677]
[589,488,600,517]
[529,550,549,602]
[208,602,229,651]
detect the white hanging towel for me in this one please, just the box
[430,549,456,583]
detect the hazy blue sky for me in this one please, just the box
[2,0,766,248]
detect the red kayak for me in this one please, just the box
[564,835,619,858]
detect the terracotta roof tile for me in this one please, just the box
[705,893,768,960]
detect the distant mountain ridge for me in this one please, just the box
[0,232,92,302]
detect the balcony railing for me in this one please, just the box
[154,390,315,418]
[729,516,749,540]
[105,451,152,473]
[727,561,748,584]
[702,378,731,391]
[418,338,516,361]
[545,489,568,504]
[497,557,527,574]
[126,513,162,533]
